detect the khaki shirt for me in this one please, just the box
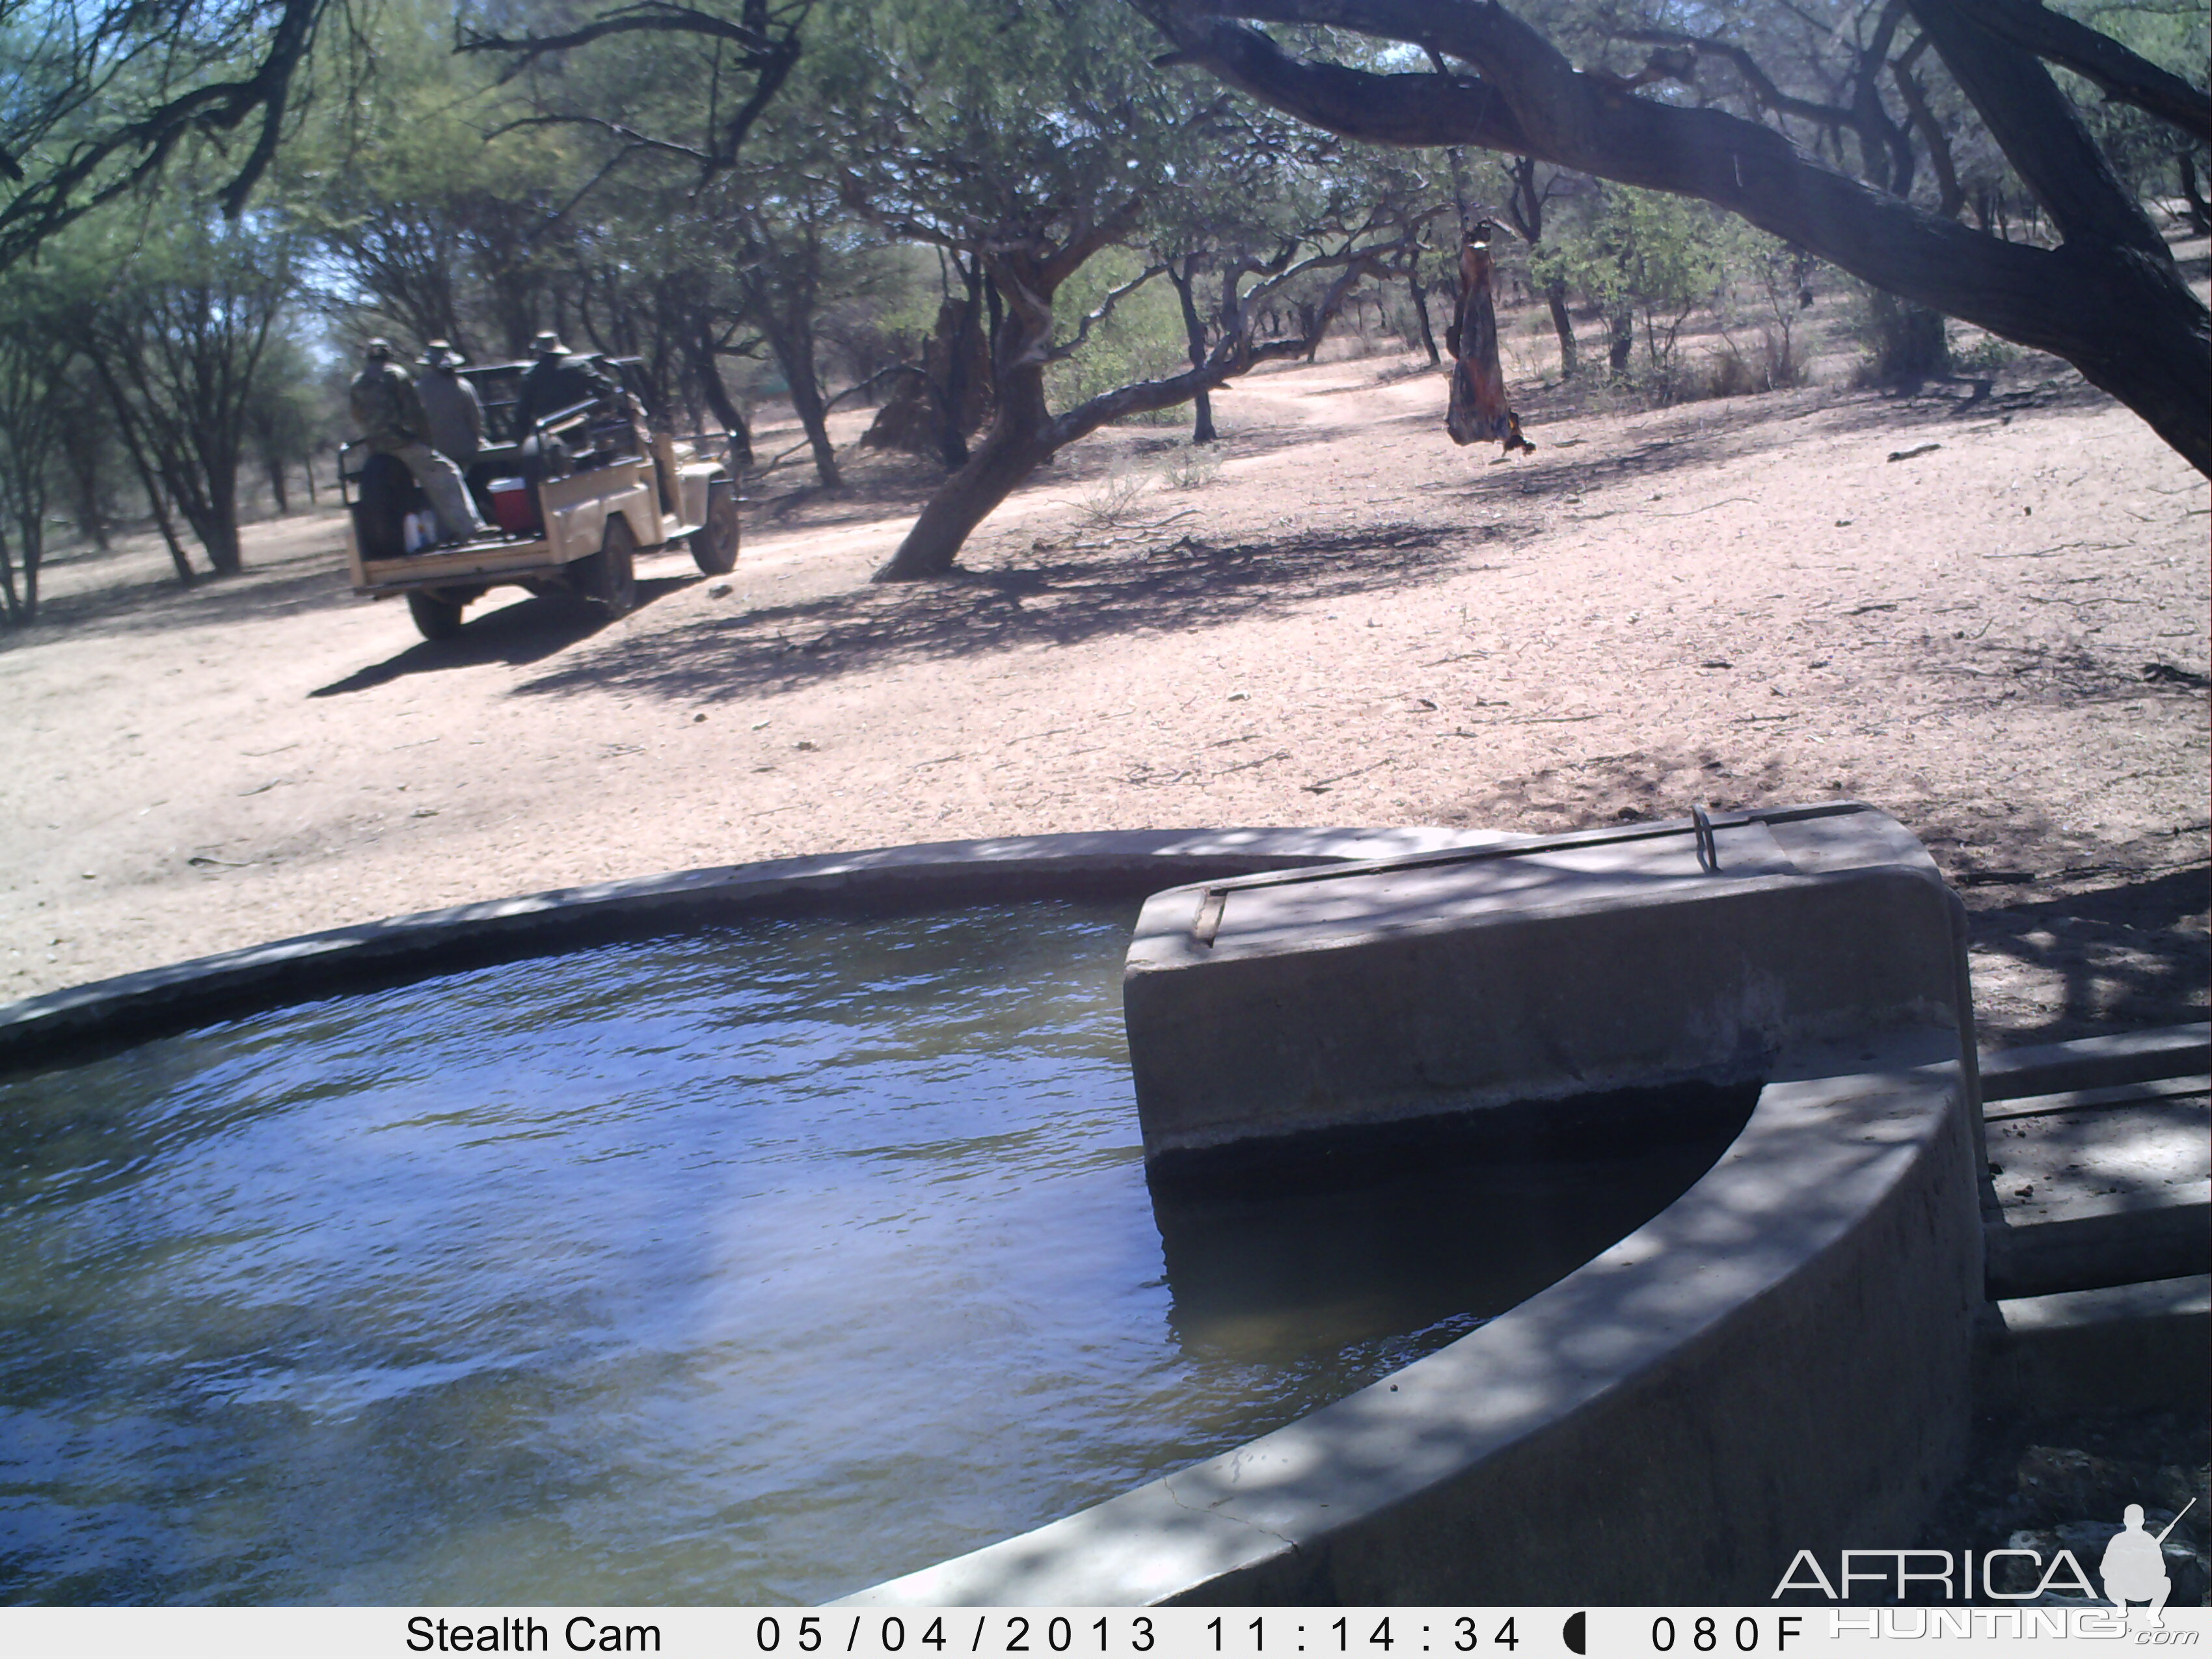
[349,361,431,455]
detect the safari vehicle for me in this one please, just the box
[340,355,740,642]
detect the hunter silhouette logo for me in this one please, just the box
[2101,1499,2195,1627]
[1771,1494,2198,1607]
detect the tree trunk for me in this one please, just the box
[183,491,243,574]
[1168,263,1219,442]
[877,254,1057,582]
[13,505,41,622]
[764,314,840,489]
[876,231,1381,581]
[1410,275,1442,366]
[0,519,20,624]
[874,420,1053,581]
[1606,304,1634,376]
[2181,154,2212,237]
[936,267,986,471]
[141,473,195,586]
[87,355,195,585]
[264,446,290,515]
[1865,288,1952,381]
[56,405,111,550]
[1544,279,1577,377]
[688,323,754,468]
[162,429,242,575]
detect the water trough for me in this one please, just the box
[0,807,1986,1604]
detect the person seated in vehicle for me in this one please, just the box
[347,338,489,546]
[513,332,622,433]
[416,340,485,469]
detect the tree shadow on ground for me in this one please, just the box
[742,413,1392,545]
[1967,865,2211,1045]
[509,526,1492,707]
[308,576,694,697]
[1412,423,1744,510]
[16,537,355,643]
[1425,370,2147,515]
[1436,742,2208,1047]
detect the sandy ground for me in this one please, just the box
[4,353,2206,1046]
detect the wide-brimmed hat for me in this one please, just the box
[420,338,466,370]
[530,331,567,357]
[363,337,394,360]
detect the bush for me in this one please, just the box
[1704,327,1805,399]
[1158,442,1221,490]
[1952,332,2016,374]
[1852,285,1952,382]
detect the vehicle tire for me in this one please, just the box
[407,589,467,641]
[576,512,637,619]
[355,453,422,561]
[690,478,739,575]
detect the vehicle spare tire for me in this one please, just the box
[355,453,425,561]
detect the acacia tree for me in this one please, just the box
[1496,154,1577,376]
[0,266,73,622]
[301,0,584,364]
[68,208,302,574]
[1131,0,2212,477]
[811,0,1438,580]
[729,153,873,488]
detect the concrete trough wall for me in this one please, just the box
[846,804,1988,1604]
[0,827,1510,1076]
[846,1035,1982,1604]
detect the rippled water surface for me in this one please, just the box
[0,903,1735,1604]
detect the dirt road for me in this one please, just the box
[5,355,2205,1043]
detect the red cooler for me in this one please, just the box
[487,478,539,535]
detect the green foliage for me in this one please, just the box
[1159,440,1222,490]
[0,262,76,621]
[1047,250,1188,412]
[52,195,308,572]
[1952,332,2018,375]
[1531,186,1734,399]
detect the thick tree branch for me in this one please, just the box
[1907,0,2166,257]
[0,0,327,270]
[1892,47,1967,217]
[1619,29,1854,131]
[457,0,803,174]
[457,3,786,81]
[1139,12,1532,150]
[1946,0,2209,142]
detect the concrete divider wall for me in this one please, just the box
[1127,868,1962,1167]
[1123,805,1965,1170]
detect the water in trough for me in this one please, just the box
[0,900,1744,1604]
